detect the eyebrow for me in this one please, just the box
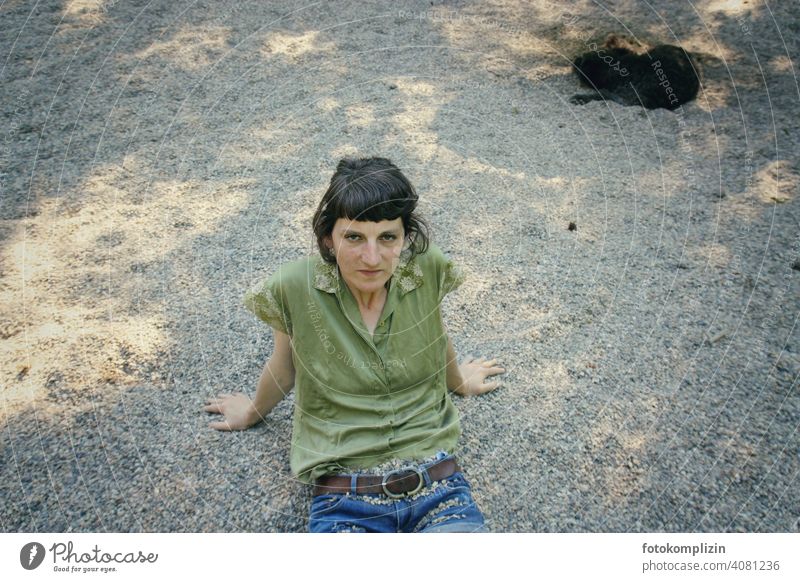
[342,228,402,236]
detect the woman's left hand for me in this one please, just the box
[456,356,505,396]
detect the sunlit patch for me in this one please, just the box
[133,25,231,71]
[61,0,111,29]
[769,55,794,74]
[430,7,550,62]
[753,159,798,205]
[0,158,250,421]
[704,0,754,15]
[345,104,375,129]
[262,31,334,59]
[317,97,340,113]
[685,242,733,269]
[582,418,649,504]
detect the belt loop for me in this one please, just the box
[421,466,432,489]
[349,472,359,494]
[420,454,443,488]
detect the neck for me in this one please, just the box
[354,288,385,310]
[342,277,390,310]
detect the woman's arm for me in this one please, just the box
[250,330,295,421]
[445,336,505,396]
[205,330,296,430]
[445,337,466,393]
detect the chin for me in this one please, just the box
[362,278,390,291]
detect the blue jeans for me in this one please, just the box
[308,453,487,533]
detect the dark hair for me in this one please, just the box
[312,157,430,263]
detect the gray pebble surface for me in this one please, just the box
[1,0,798,532]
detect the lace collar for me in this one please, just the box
[312,248,423,296]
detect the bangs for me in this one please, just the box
[327,172,411,223]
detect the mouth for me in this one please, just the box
[358,270,382,276]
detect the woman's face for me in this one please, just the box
[327,217,405,296]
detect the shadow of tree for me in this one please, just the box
[1,0,797,532]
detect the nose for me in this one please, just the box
[361,240,380,266]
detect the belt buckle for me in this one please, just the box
[381,466,424,498]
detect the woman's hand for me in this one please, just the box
[455,356,505,396]
[204,392,260,431]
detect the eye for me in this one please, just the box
[345,234,361,241]
[381,234,397,241]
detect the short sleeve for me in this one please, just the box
[243,271,292,336]
[428,244,466,302]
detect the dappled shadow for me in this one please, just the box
[1,0,797,532]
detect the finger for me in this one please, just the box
[478,380,502,394]
[203,403,222,413]
[205,396,227,405]
[482,359,497,367]
[477,366,505,379]
[475,356,487,363]
[209,421,232,431]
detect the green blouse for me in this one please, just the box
[243,243,467,484]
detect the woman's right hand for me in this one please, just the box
[204,392,260,431]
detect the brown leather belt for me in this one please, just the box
[313,457,460,498]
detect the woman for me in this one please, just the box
[205,157,505,533]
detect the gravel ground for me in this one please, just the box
[1,0,798,533]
